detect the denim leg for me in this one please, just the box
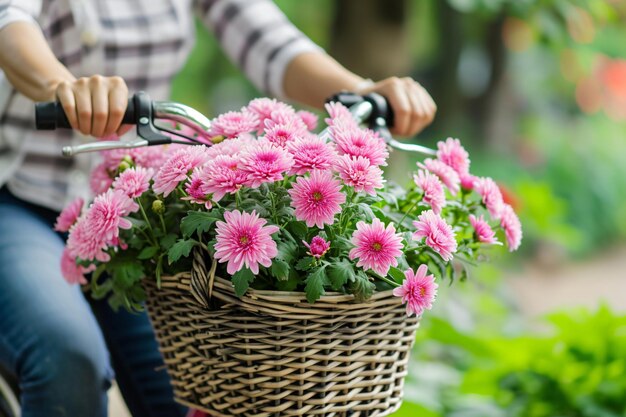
[0,201,112,417]
[89,299,188,417]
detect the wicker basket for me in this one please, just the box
[143,250,420,417]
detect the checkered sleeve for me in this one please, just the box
[195,0,324,99]
[0,0,42,29]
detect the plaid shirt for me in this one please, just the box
[0,0,321,211]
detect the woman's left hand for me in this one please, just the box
[357,76,437,137]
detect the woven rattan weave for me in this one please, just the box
[144,250,420,416]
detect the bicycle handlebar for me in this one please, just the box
[35,99,136,130]
[34,91,436,157]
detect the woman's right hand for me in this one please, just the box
[54,75,130,138]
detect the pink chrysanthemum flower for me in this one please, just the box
[205,135,255,159]
[325,101,358,129]
[246,98,293,132]
[419,158,460,195]
[209,110,259,138]
[67,218,108,262]
[437,137,470,175]
[60,248,95,285]
[393,265,438,317]
[474,177,504,219]
[214,210,279,275]
[189,155,248,202]
[131,146,172,169]
[239,140,294,188]
[348,218,403,276]
[297,110,318,131]
[90,162,113,194]
[289,170,346,228]
[265,107,307,131]
[413,170,446,214]
[412,210,458,261]
[460,173,477,190]
[85,189,138,243]
[332,125,389,166]
[54,197,84,232]
[263,120,302,148]
[500,204,523,252]
[152,146,210,196]
[287,135,338,175]
[336,155,384,195]
[184,173,213,209]
[303,236,331,258]
[469,214,500,245]
[112,167,153,198]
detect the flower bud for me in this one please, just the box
[152,199,165,215]
[118,161,131,172]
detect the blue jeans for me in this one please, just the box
[0,188,187,417]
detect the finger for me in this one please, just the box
[404,79,428,136]
[116,124,133,137]
[55,81,78,131]
[418,83,437,117]
[103,77,128,137]
[90,76,109,138]
[73,78,92,136]
[386,78,411,136]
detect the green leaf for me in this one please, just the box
[276,268,300,291]
[276,238,297,263]
[357,203,376,221]
[286,221,308,239]
[160,233,178,251]
[327,258,356,291]
[232,268,255,297]
[110,261,145,288]
[180,211,220,238]
[270,259,290,281]
[167,239,197,264]
[333,236,354,252]
[127,217,147,228]
[305,266,329,303]
[295,257,315,271]
[388,266,406,284]
[349,271,375,302]
[138,246,159,260]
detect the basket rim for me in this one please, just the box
[161,272,398,304]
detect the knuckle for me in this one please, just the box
[75,77,89,86]
[56,81,71,91]
[88,75,104,85]
[109,76,126,88]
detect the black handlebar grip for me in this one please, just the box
[325,92,394,128]
[35,98,136,130]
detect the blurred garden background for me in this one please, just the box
[126,0,626,415]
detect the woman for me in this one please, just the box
[0,1,436,416]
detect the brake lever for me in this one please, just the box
[60,92,213,156]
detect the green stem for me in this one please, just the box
[269,188,279,224]
[398,199,420,230]
[158,212,167,233]
[137,200,158,246]
[378,274,401,288]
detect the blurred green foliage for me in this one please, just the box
[170,1,626,257]
[394,306,626,416]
